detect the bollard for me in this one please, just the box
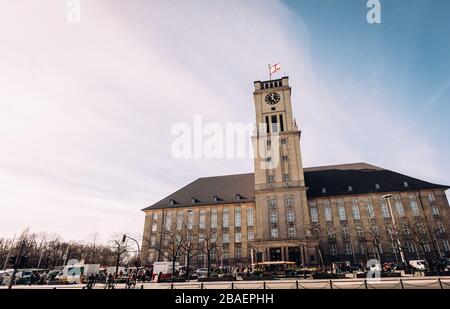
[364,279,368,289]
[201,282,204,289]
[296,280,299,289]
[263,281,266,290]
[231,282,234,290]
[400,279,404,289]
[329,279,333,289]
[171,283,174,289]
[438,278,443,289]
[141,284,144,289]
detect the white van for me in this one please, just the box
[409,260,426,271]
[55,263,100,283]
[152,262,179,281]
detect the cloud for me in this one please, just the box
[0,0,448,240]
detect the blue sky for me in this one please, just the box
[0,0,448,242]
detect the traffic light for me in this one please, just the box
[8,255,16,266]
[122,235,127,243]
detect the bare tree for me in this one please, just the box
[198,228,220,277]
[305,223,328,270]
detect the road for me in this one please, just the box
[2,276,450,289]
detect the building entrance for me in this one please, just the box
[270,248,282,261]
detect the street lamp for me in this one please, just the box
[122,235,141,274]
[383,194,406,265]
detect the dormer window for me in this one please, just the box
[348,185,353,192]
[321,187,327,194]
[403,181,409,188]
[213,195,220,202]
[375,184,381,190]
[191,197,198,203]
[236,194,242,200]
[169,199,176,205]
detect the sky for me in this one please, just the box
[0,0,449,243]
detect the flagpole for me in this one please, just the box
[268,64,271,80]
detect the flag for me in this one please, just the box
[269,63,281,76]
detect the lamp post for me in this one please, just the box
[383,194,406,265]
[122,235,141,275]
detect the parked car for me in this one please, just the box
[195,268,208,278]
[409,260,426,271]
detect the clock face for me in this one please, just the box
[265,92,280,105]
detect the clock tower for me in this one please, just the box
[251,76,314,264]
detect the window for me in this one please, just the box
[268,199,277,208]
[288,227,296,237]
[211,233,217,243]
[287,209,295,223]
[247,208,254,227]
[443,240,450,252]
[211,209,217,228]
[329,244,337,256]
[391,243,398,254]
[352,200,361,220]
[281,138,287,144]
[348,185,353,192]
[285,198,294,207]
[395,197,405,217]
[152,213,158,220]
[310,206,318,223]
[210,249,217,261]
[338,204,346,221]
[328,227,336,239]
[150,235,156,247]
[271,228,279,238]
[223,208,229,228]
[321,187,327,194]
[198,251,205,261]
[165,213,172,231]
[265,116,270,134]
[367,202,375,219]
[342,226,350,239]
[372,225,380,237]
[235,208,241,227]
[436,221,446,234]
[409,195,420,216]
[223,249,229,260]
[248,230,254,241]
[283,174,290,181]
[360,243,367,254]
[356,226,364,238]
[151,222,158,232]
[375,183,381,190]
[406,242,415,254]
[223,233,229,244]
[324,206,332,222]
[199,231,205,243]
[235,248,241,259]
[344,243,353,255]
[380,199,390,218]
[268,175,274,183]
[176,212,183,230]
[270,210,278,223]
[199,210,206,229]
[271,115,278,133]
[428,193,435,202]
[432,207,440,216]
[282,156,288,161]
[424,243,431,253]
[235,232,241,243]
[188,210,194,229]
[403,181,409,188]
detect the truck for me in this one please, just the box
[55,263,100,284]
[152,262,179,281]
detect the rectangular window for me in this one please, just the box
[424,243,431,253]
[223,249,229,260]
[176,212,183,230]
[268,175,274,183]
[235,248,241,259]
[406,242,415,254]
[152,213,158,220]
[428,193,435,202]
[328,227,336,239]
[198,251,205,261]
[288,227,296,237]
[271,115,278,133]
[270,210,278,223]
[279,114,284,132]
[443,240,450,252]
[223,208,229,228]
[211,209,217,228]
[432,207,440,216]
[187,210,194,230]
[324,206,332,222]
[380,200,390,218]
[248,230,254,241]
[436,221,446,234]
[165,213,172,231]
[395,197,405,217]
[282,156,288,161]
[287,209,295,223]
[344,243,353,255]
[285,198,294,207]
[271,228,279,238]
[210,249,216,261]
[235,232,241,243]
[247,208,254,227]
[310,206,318,223]
[409,194,420,216]
[150,235,156,247]
[367,202,375,219]
[223,233,229,244]
[265,116,270,134]
[342,226,350,239]
[338,205,346,221]
[235,208,241,227]
[372,225,380,237]
[329,244,337,256]
[151,222,158,232]
[352,202,361,220]
[283,174,290,181]
[356,226,364,238]
[199,210,206,229]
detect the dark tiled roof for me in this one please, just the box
[142,163,448,210]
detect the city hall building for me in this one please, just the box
[141,76,450,268]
